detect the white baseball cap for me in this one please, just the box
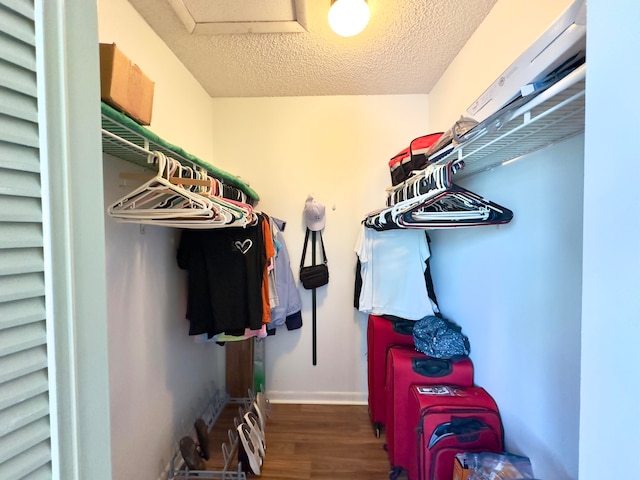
[303,195,326,231]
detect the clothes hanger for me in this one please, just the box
[108,152,217,220]
[203,188,252,226]
[364,160,512,229]
[386,159,466,208]
[374,164,452,227]
[110,152,257,228]
[395,184,513,228]
[186,172,255,225]
[117,192,254,229]
[156,160,202,211]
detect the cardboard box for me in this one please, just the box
[99,43,154,125]
[453,454,472,480]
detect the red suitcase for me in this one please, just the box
[385,348,474,472]
[407,385,503,480]
[367,314,415,437]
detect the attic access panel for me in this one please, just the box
[169,0,309,34]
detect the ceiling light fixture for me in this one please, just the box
[328,0,370,37]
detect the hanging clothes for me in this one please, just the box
[355,224,437,320]
[260,215,277,326]
[177,213,271,337]
[198,324,269,344]
[267,217,303,335]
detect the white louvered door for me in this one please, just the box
[0,0,53,478]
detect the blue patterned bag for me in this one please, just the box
[413,315,470,359]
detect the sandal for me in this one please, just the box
[194,418,210,460]
[237,423,262,475]
[179,436,205,471]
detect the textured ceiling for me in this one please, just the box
[127,0,499,98]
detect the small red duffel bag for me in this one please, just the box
[388,132,443,186]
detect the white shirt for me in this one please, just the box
[355,225,435,320]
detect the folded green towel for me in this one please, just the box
[101,102,259,202]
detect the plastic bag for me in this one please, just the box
[427,116,479,158]
[466,452,535,480]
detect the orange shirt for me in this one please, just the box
[260,215,276,324]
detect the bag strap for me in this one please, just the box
[318,231,327,264]
[299,227,328,368]
[300,228,310,268]
[300,228,327,268]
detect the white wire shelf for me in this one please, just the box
[432,63,586,179]
[100,103,260,203]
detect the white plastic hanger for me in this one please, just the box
[108,152,215,220]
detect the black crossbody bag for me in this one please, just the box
[299,228,329,289]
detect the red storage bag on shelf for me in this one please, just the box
[388,133,444,186]
[409,132,444,172]
[389,147,412,187]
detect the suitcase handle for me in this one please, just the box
[428,417,489,448]
[412,357,453,377]
[450,417,486,433]
[391,319,414,336]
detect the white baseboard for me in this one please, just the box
[266,390,367,405]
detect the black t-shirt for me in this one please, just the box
[177,216,266,337]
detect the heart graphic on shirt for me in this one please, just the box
[235,239,253,254]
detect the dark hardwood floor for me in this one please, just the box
[260,403,391,479]
[202,403,393,479]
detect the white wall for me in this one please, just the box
[580,0,640,478]
[210,95,429,403]
[428,138,583,479]
[97,1,224,479]
[426,1,581,479]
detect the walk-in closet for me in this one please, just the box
[1,0,639,479]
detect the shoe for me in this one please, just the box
[237,423,261,475]
[256,392,270,420]
[179,436,205,471]
[244,411,265,458]
[194,418,210,460]
[252,400,266,432]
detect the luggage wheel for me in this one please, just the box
[373,422,382,438]
[389,466,403,480]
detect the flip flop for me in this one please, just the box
[237,423,262,475]
[194,418,210,460]
[256,392,270,420]
[179,436,205,471]
[252,400,266,432]
[244,411,265,457]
